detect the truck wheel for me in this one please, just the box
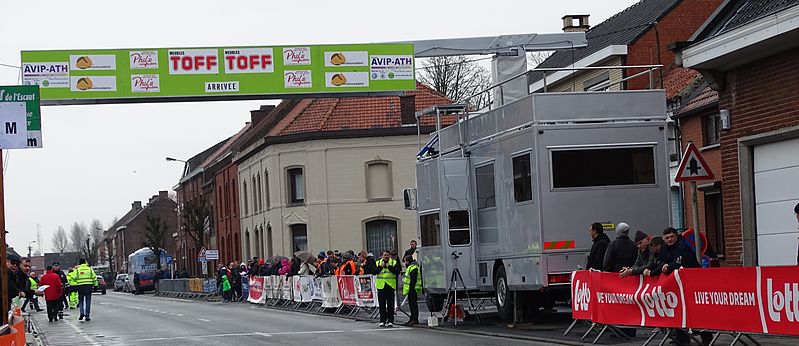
[426,292,446,313]
[494,266,514,322]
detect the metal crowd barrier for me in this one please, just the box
[155,278,218,300]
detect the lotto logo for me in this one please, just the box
[639,284,679,318]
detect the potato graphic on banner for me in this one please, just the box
[329,52,346,66]
[76,77,93,90]
[330,73,347,86]
[75,56,93,69]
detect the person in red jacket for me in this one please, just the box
[39,266,64,322]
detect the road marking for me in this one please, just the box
[126,327,411,342]
[198,318,211,322]
[64,318,102,346]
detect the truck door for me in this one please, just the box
[440,158,478,289]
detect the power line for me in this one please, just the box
[0,63,20,69]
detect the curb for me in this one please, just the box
[26,314,49,346]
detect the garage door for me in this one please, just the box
[754,137,799,266]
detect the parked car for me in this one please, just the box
[114,274,128,292]
[92,276,107,294]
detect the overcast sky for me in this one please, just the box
[0,0,637,255]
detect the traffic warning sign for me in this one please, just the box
[675,143,714,182]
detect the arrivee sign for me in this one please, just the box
[571,266,799,336]
[21,43,415,105]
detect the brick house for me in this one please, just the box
[672,78,724,261]
[676,0,799,266]
[174,139,227,277]
[529,0,723,229]
[105,191,178,273]
[235,83,452,258]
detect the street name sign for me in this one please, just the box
[0,86,42,148]
[205,249,219,260]
[21,43,415,105]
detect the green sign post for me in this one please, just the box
[0,85,41,148]
[21,43,415,105]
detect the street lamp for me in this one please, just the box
[165,157,187,163]
[27,241,36,258]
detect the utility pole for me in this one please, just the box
[1,149,8,325]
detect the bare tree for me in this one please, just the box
[527,51,554,68]
[182,196,210,249]
[52,226,69,253]
[417,56,492,110]
[69,222,88,253]
[143,212,168,271]
[89,219,104,265]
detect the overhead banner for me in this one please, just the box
[571,266,799,336]
[21,44,415,105]
[0,85,42,148]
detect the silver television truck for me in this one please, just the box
[409,87,671,321]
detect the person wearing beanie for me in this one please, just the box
[620,231,652,278]
[603,221,638,272]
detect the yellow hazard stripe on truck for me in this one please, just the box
[543,240,575,250]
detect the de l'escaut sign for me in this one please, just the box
[21,43,415,105]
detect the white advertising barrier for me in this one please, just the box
[272,275,282,300]
[321,276,342,308]
[247,276,266,304]
[293,276,302,303]
[299,276,313,303]
[312,277,323,301]
[282,276,293,301]
[356,275,379,308]
[264,275,274,300]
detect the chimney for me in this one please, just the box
[562,14,590,33]
[149,195,157,203]
[159,190,168,198]
[132,201,142,210]
[251,105,276,125]
[400,95,416,125]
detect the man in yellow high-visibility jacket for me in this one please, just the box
[67,259,98,321]
[375,250,401,327]
[402,255,422,325]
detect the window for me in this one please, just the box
[266,225,273,257]
[244,230,250,260]
[252,176,258,212]
[512,154,533,202]
[551,147,656,188]
[584,72,610,91]
[420,213,441,246]
[217,186,223,220]
[242,181,249,214]
[704,191,725,256]
[366,161,392,201]
[264,171,270,209]
[448,210,471,245]
[254,228,260,258]
[703,114,721,146]
[365,219,398,256]
[290,224,308,252]
[475,163,496,209]
[256,174,263,212]
[287,167,305,205]
[231,179,237,217]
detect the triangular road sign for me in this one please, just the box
[197,246,207,259]
[675,143,715,182]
